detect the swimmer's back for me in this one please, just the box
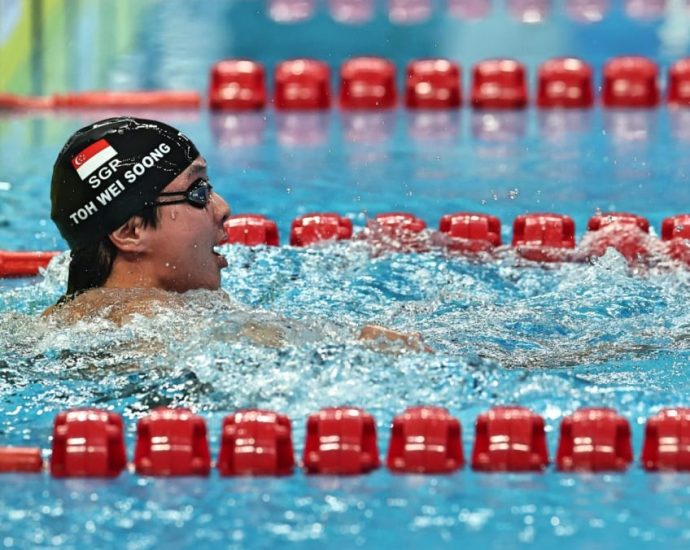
[43,287,186,325]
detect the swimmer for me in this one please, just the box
[44,117,427,351]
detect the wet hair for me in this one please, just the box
[59,206,160,303]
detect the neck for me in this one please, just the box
[103,254,160,289]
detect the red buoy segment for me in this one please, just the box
[583,212,650,262]
[53,91,201,109]
[556,408,632,472]
[209,60,267,111]
[217,410,295,476]
[134,408,211,476]
[50,409,127,478]
[374,212,427,233]
[668,58,690,107]
[662,214,690,241]
[224,215,280,246]
[512,213,576,262]
[340,57,397,109]
[662,214,690,263]
[405,59,462,109]
[274,59,330,110]
[472,406,549,471]
[387,406,464,473]
[642,408,690,471]
[537,57,594,108]
[602,56,659,108]
[0,447,43,473]
[439,212,502,252]
[0,93,55,109]
[471,59,528,109]
[290,213,353,246]
[0,251,59,278]
[303,407,380,475]
[587,212,650,233]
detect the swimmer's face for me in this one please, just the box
[144,157,230,292]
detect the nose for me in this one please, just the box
[211,190,231,223]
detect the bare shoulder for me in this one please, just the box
[42,287,186,325]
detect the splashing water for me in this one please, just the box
[2,241,690,434]
[3,242,690,548]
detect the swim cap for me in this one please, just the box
[51,117,200,249]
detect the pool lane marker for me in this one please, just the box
[5,210,690,278]
[2,405,690,476]
[2,55,690,111]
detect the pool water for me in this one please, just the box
[3,1,690,548]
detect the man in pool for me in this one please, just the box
[45,116,426,350]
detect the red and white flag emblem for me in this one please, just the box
[71,139,118,180]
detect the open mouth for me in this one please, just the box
[212,244,229,268]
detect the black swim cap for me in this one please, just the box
[51,117,200,249]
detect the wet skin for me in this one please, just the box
[44,158,429,351]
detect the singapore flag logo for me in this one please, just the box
[71,139,117,180]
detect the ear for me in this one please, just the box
[108,217,151,255]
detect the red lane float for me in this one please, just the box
[448,0,491,19]
[471,59,528,109]
[602,56,659,108]
[363,213,429,254]
[134,408,211,476]
[556,408,632,472]
[224,215,280,246]
[290,213,353,246]
[662,213,690,263]
[374,212,427,233]
[0,251,59,278]
[472,406,549,472]
[668,58,690,107]
[0,93,55,109]
[405,59,462,109]
[217,410,295,476]
[439,212,502,252]
[303,407,380,475]
[588,212,649,233]
[275,59,331,110]
[54,90,201,109]
[387,406,464,474]
[642,408,690,471]
[19,406,690,477]
[340,57,397,109]
[661,214,690,240]
[507,0,549,22]
[537,57,594,108]
[512,213,576,262]
[0,448,43,473]
[582,212,650,262]
[50,409,127,478]
[209,60,266,111]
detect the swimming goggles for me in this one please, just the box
[147,178,213,209]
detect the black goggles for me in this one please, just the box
[147,178,213,209]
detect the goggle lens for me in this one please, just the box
[148,178,213,209]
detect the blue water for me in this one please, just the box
[3,1,690,549]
